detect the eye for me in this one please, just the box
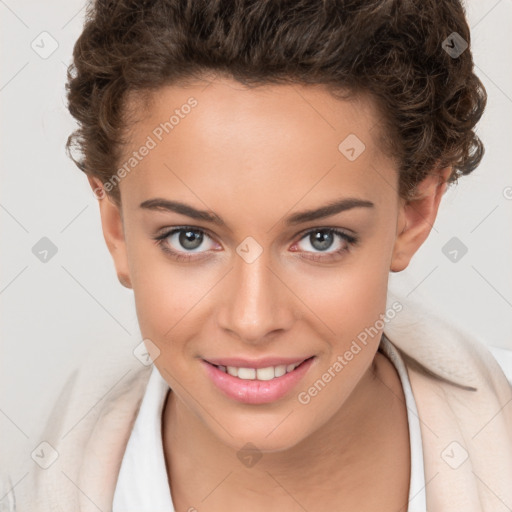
[153,226,218,261]
[290,228,358,262]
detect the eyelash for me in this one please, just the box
[152,226,359,263]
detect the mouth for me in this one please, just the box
[201,356,316,404]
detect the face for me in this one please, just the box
[92,76,447,452]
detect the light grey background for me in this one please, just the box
[1,0,511,469]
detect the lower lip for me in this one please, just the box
[202,357,315,404]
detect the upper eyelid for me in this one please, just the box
[155,225,218,244]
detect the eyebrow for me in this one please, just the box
[139,197,375,226]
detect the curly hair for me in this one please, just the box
[65,0,487,205]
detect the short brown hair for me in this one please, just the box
[65,0,487,205]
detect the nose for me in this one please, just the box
[216,248,297,345]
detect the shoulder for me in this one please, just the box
[42,340,153,445]
[8,340,153,511]
[384,287,512,399]
[383,290,512,507]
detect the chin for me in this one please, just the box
[205,408,314,454]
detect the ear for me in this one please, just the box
[88,176,132,289]
[390,167,451,272]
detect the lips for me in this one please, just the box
[202,356,316,404]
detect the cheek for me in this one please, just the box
[339,265,389,337]
[129,247,224,374]
[289,242,391,405]
[132,263,202,340]
[291,249,390,342]
[293,267,389,424]
[127,237,189,337]
[131,264,210,385]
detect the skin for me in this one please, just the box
[89,76,450,511]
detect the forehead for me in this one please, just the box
[119,77,397,210]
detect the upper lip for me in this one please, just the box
[203,355,314,369]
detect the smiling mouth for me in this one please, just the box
[205,356,315,381]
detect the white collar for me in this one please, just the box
[112,364,173,511]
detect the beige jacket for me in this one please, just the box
[3,290,512,511]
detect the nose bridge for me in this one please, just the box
[217,247,294,343]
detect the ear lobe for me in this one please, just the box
[87,175,133,289]
[390,168,451,273]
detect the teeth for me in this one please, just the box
[274,365,287,377]
[220,361,304,381]
[256,367,275,381]
[237,367,256,380]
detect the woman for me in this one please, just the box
[6,0,512,511]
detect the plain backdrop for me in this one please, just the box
[1,0,511,469]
